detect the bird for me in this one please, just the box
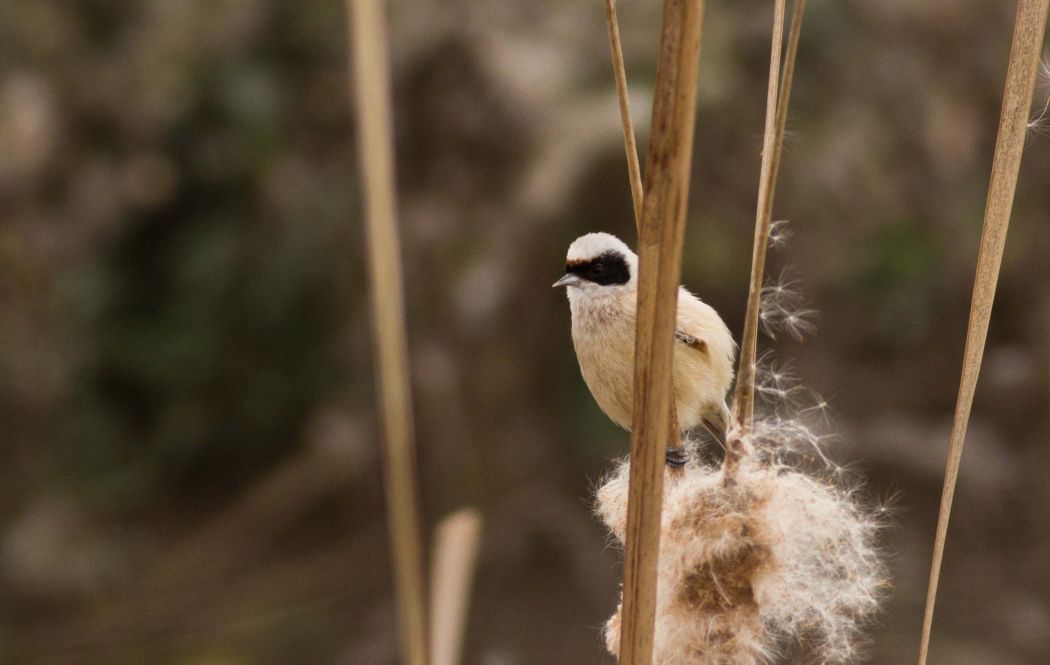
[553,232,736,467]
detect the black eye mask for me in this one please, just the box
[565,251,631,286]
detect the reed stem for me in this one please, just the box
[429,509,483,665]
[727,0,807,477]
[603,0,646,233]
[604,0,687,452]
[347,1,429,663]
[918,2,1049,662]
[618,1,705,663]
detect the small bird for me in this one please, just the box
[554,232,736,467]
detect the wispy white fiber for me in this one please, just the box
[597,432,887,664]
[759,268,815,342]
[1027,57,1050,139]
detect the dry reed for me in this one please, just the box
[918,1,1049,663]
[617,0,706,663]
[597,2,887,662]
[728,0,805,475]
[429,508,483,665]
[603,0,690,451]
[347,1,428,663]
[603,0,645,232]
[598,436,885,664]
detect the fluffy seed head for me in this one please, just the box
[596,426,886,664]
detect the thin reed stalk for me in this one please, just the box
[728,0,807,478]
[729,0,786,435]
[618,1,705,663]
[918,1,1049,663]
[603,0,687,450]
[347,1,428,664]
[429,509,483,665]
[777,0,806,159]
[603,0,645,232]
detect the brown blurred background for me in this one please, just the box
[2,1,1050,663]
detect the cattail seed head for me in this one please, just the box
[597,424,886,664]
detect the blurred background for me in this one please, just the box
[2,0,1050,663]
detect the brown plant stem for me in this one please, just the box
[603,0,645,232]
[604,0,687,453]
[347,1,428,664]
[727,0,807,478]
[729,0,786,435]
[918,1,1049,663]
[618,0,705,663]
[777,0,807,165]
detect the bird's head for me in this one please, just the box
[553,233,638,294]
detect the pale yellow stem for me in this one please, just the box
[347,1,429,664]
[430,509,482,665]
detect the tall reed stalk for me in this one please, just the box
[728,0,807,475]
[347,1,428,663]
[617,1,705,663]
[918,1,1049,662]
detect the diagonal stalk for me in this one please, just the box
[918,1,1049,663]
[603,0,646,232]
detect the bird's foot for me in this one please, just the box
[665,446,688,469]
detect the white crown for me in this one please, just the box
[566,232,635,263]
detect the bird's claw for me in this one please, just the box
[665,446,688,469]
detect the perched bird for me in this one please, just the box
[553,232,736,466]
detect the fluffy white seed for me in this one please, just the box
[596,426,886,664]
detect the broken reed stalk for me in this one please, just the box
[347,1,429,664]
[727,0,806,478]
[603,0,645,232]
[917,1,1049,663]
[618,1,705,663]
[429,509,483,665]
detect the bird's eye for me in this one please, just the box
[592,263,605,275]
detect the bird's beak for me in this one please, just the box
[552,273,582,288]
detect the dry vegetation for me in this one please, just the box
[598,434,885,664]
[594,1,1048,664]
[2,0,1049,663]
[918,1,1049,663]
[597,1,884,663]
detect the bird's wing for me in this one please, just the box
[674,330,709,355]
[674,286,737,367]
[674,291,715,357]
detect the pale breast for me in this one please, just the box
[570,294,637,430]
[568,287,734,432]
